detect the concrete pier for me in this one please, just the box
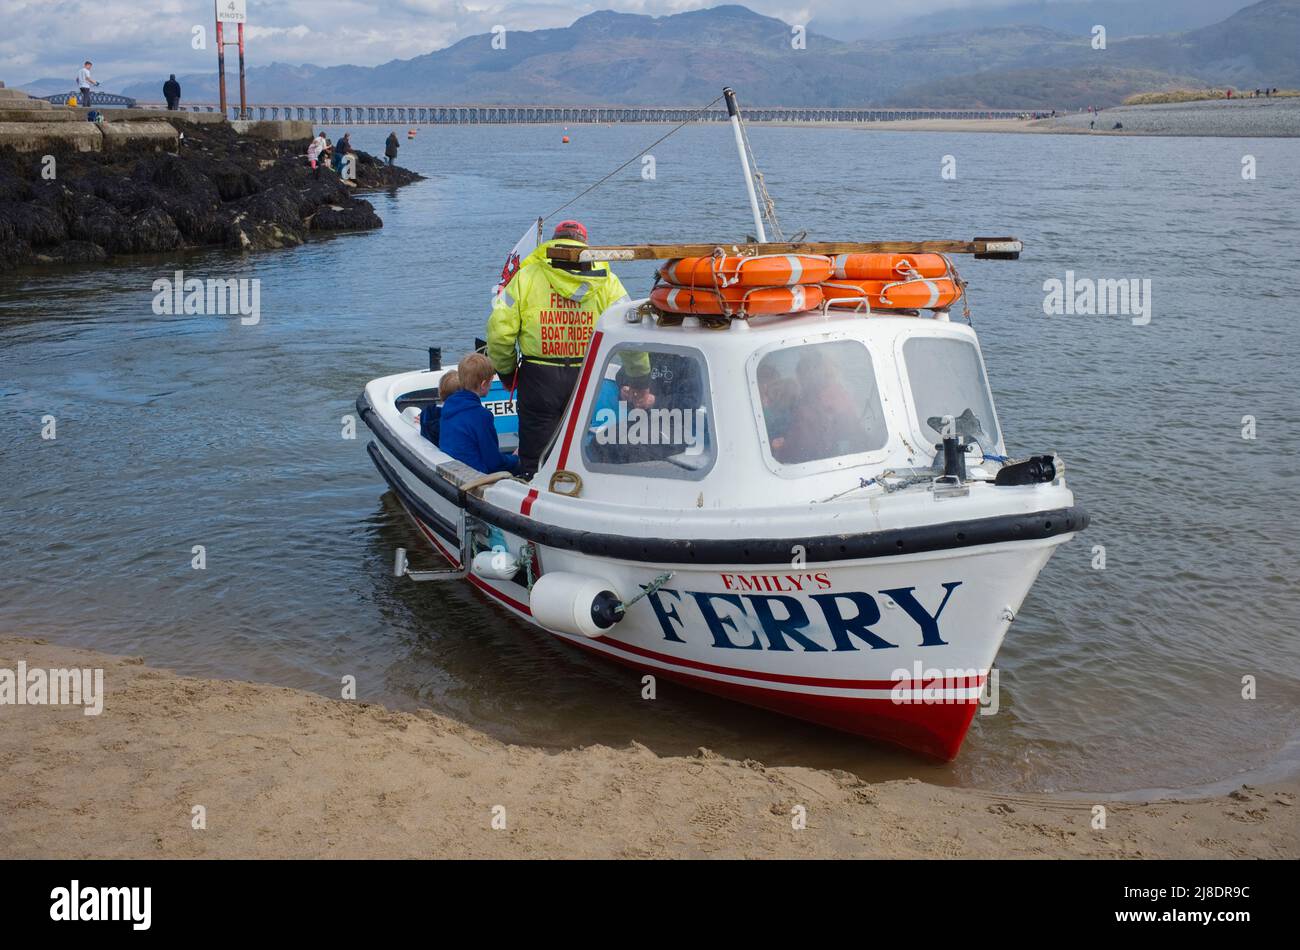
[0,84,314,152]
[229,118,315,140]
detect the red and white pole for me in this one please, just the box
[237,22,247,119]
[216,19,228,117]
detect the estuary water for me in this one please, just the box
[2,124,1298,794]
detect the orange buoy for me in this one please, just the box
[822,277,963,311]
[651,283,823,317]
[831,253,950,280]
[562,135,570,143]
[659,254,833,289]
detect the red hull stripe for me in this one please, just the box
[467,573,533,615]
[414,515,461,569]
[521,488,539,516]
[554,329,603,471]
[411,510,531,613]
[561,636,979,761]
[592,635,984,691]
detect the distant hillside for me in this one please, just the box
[831,0,1254,41]
[883,0,1300,104]
[112,1,1300,110]
[1150,0,1300,85]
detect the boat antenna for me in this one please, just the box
[723,88,766,242]
[723,87,784,243]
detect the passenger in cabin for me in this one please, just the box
[437,354,519,475]
[756,364,798,460]
[781,349,871,463]
[419,369,459,446]
[587,365,656,458]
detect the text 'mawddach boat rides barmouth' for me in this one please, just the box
[358,89,1089,760]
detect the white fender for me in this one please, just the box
[529,572,623,639]
[471,549,518,581]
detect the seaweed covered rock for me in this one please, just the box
[0,120,423,271]
[33,240,108,265]
[310,199,383,233]
[0,200,67,246]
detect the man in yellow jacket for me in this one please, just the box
[487,220,629,475]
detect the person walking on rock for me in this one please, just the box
[385,131,400,166]
[163,74,181,110]
[333,132,354,176]
[307,131,328,179]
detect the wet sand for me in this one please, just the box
[1,636,1295,859]
[777,98,1300,137]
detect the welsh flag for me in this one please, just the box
[493,217,543,301]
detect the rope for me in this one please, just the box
[620,572,676,612]
[544,94,725,223]
[737,113,785,241]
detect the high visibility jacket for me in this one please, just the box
[487,239,629,376]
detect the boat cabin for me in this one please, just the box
[519,303,1005,511]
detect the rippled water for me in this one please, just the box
[2,125,1297,794]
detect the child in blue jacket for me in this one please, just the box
[438,353,519,475]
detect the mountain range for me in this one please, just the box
[23,1,1300,110]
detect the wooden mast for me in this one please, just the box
[547,238,1023,263]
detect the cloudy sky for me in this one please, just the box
[1,0,1249,87]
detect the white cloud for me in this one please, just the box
[1,0,1251,86]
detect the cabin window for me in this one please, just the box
[582,344,714,480]
[754,340,888,466]
[902,337,1001,454]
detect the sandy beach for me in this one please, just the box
[1,636,1294,859]
[798,97,1300,137]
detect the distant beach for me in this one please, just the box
[2,637,1295,859]
[773,97,1300,137]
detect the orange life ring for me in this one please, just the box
[821,277,963,311]
[659,254,833,288]
[830,253,950,280]
[651,283,823,316]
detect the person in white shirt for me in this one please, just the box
[77,61,98,107]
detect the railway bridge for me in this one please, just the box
[150,102,1034,125]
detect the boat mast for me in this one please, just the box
[723,87,767,244]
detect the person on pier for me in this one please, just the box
[77,61,98,108]
[163,75,181,110]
